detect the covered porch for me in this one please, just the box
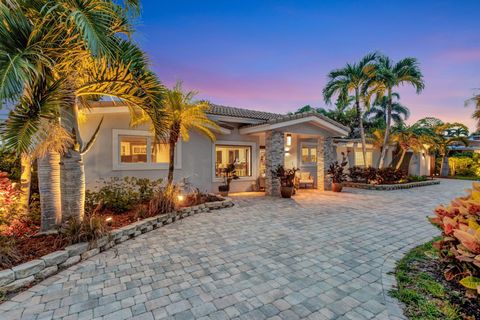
[239,112,350,196]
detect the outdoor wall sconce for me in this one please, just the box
[286,134,292,146]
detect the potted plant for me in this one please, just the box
[327,153,348,192]
[218,163,238,196]
[272,165,299,198]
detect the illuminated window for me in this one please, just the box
[215,145,252,178]
[354,150,373,167]
[120,136,148,163]
[301,145,317,165]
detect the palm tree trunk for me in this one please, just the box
[61,150,85,222]
[395,149,406,170]
[19,153,32,213]
[167,140,176,185]
[355,91,368,166]
[379,89,392,168]
[38,151,62,232]
[440,156,450,177]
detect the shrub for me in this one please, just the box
[429,182,480,296]
[0,172,21,227]
[377,167,406,184]
[407,175,428,183]
[348,166,365,183]
[61,214,109,245]
[87,177,162,214]
[148,184,180,216]
[0,235,19,269]
[0,149,20,181]
[449,156,478,177]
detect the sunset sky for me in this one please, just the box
[137,0,480,131]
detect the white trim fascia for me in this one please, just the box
[87,106,129,114]
[211,140,258,183]
[239,116,349,136]
[208,114,266,124]
[112,129,182,171]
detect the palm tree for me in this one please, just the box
[466,90,480,131]
[432,123,469,177]
[0,1,166,230]
[323,52,378,165]
[364,93,410,128]
[156,82,219,184]
[390,124,432,170]
[365,55,424,168]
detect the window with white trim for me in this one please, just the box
[354,149,373,167]
[113,129,180,170]
[215,145,252,178]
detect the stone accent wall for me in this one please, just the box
[265,130,284,196]
[317,137,335,191]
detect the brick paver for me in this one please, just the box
[0,179,472,319]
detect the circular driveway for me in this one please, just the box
[0,179,472,320]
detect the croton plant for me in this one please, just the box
[429,182,480,296]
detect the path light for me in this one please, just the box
[105,217,113,226]
[286,134,292,146]
[177,194,184,202]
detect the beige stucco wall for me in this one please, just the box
[80,112,261,193]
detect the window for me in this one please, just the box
[215,145,252,178]
[113,129,180,170]
[301,144,317,165]
[354,150,373,167]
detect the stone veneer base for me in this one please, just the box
[343,179,440,190]
[0,197,234,297]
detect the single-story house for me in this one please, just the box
[81,102,431,196]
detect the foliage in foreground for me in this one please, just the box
[391,240,464,320]
[429,182,480,296]
[347,166,427,184]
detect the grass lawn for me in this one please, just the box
[390,239,479,320]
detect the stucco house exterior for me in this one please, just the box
[81,102,431,196]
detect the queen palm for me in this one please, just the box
[323,52,378,165]
[466,91,480,131]
[432,123,469,177]
[364,93,410,128]
[391,124,432,170]
[156,82,219,185]
[0,1,166,230]
[365,55,424,168]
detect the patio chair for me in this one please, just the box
[298,171,314,189]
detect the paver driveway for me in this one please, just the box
[0,179,473,320]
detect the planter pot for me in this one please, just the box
[280,186,294,198]
[332,182,343,192]
[218,185,229,197]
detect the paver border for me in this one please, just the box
[344,179,440,191]
[0,197,234,298]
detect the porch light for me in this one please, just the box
[286,134,292,146]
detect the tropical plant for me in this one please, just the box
[148,184,180,216]
[364,55,425,168]
[429,182,480,296]
[323,52,378,165]
[432,123,469,177]
[61,214,109,245]
[272,165,299,188]
[327,153,348,183]
[364,93,410,128]
[390,124,432,170]
[151,81,219,185]
[0,1,166,231]
[0,172,20,227]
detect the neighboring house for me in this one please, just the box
[335,138,432,176]
[81,102,349,195]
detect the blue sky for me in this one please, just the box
[135,0,480,130]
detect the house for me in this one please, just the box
[81,102,349,196]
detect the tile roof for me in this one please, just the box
[207,104,282,121]
[241,111,350,133]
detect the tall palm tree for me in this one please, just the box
[155,81,219,185]
[323,52,378,165]
[365,55,424,168]
[0,1,166,230]
[364,93,410,128]
[466,91,480,131]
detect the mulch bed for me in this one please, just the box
[2,195,223,270]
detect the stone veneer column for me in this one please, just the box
[265,130,284,196]
[317,137,335,191]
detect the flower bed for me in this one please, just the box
[0,197,234,297]
[344,179,440,190]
